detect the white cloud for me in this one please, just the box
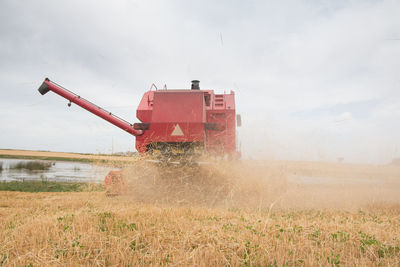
[0,0,399,163]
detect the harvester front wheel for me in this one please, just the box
[104,170,126,196]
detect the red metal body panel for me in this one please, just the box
[152,91,205,123]
[204,93,236,155]
[135,88,237,156]
[136,91,154,123]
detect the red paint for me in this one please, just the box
[39,78,239,158]
[41,79,143,136]
[136,89,237,157]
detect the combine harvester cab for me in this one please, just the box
[38,78,241,193]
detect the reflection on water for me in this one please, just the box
[0,158,113,183]
[2,158,394,186]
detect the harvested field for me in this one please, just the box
[0,192,399,266]
[1,158,400,266]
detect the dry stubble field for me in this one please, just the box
[0,151,400,266]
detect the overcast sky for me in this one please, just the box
[0,0,399,163]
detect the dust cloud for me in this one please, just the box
[116,159,400,211]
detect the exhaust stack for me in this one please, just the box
[191,80,200,90]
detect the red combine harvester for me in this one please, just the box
[38,78,241,191]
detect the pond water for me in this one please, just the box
[0,158,113,183]
[1,158,395,187]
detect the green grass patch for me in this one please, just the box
[0,181,104,192]
[10,161,52,171]
[0,162,2,172]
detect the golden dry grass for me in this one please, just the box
[1,160,400,266]
[0,192,399,266]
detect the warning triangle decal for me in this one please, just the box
[171,124,184,136]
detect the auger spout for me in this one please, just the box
[38,78,143,136]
